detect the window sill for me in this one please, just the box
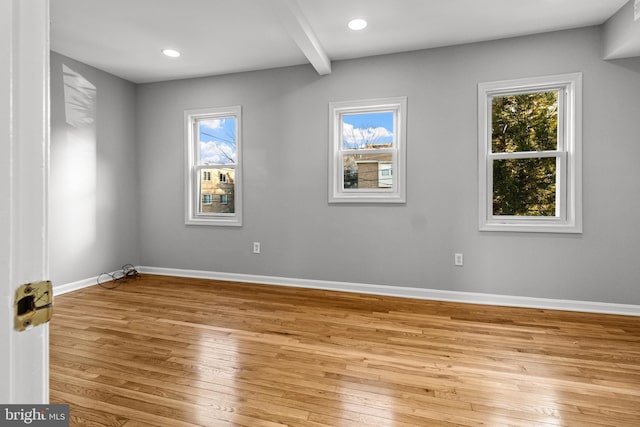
[329,193,406,204]
[185,216,242,227]
[480,221,582,233]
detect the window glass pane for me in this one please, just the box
[343,153,393,189]
[342,111,394,150]
[493,157,557,216]
[199,168,235,214]
[198,117,237,164]
[491,91,558,153]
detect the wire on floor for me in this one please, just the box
[97,264,140,289]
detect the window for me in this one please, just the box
[478,73,582,233]
[378,163,392,188]
[185,106,242,226]
[329,97,407,203]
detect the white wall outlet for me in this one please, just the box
[252,242,261,254]
[454,253,463,266]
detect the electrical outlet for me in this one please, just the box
[454,253,463,266]
[253,242,261,254]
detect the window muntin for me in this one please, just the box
[492,157,558,216]
[478,74,581,233]
[329,97,407,203]
[185,106,242,226]
[342,111,394,150]
[491,91,559,153]
[342,153,393,190]
[197,167,235,215]
[198,117,237,164]
[491,90,561,218]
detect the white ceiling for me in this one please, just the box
[50,0,629,84]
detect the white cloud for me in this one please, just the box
[200,118,225,130]
[342,123,393,148]
[199,140,236,164]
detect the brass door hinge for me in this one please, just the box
[15,280,53,331]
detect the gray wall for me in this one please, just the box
[51,27,640,305]
[50,52,140,285]
[136,26,640,305]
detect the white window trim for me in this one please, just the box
[478,73,582,233]
[185,106,242,226]
[329,96,407,203]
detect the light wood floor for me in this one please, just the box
[49,274,640,426]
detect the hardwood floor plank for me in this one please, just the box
[50,275,640,426]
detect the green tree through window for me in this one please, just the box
[491,91,558,216]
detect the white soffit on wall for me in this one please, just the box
[603,0,640,59]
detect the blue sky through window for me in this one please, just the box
[198,117,237,164]
[342,111,394,149]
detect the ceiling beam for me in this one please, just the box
[272,0,331,75]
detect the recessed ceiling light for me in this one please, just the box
[348,18,367,31]
[161,49,181,58]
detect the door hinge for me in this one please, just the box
[14,280,53,331]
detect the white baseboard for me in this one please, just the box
[53,272,115,296]
[136,266,640,317]
[52,266,640,316]
[53,276,96,296]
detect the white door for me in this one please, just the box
[0,0,50,404]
